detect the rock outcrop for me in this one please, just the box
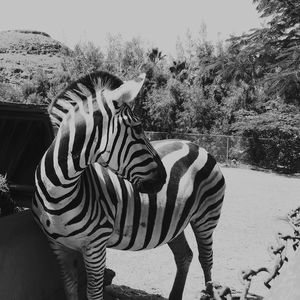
[0,30,69,85]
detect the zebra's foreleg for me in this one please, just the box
[49,240,80,300]
[167,231,193,300]
[83,243,107,300]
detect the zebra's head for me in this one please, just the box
[49,71,166,194]
[97,73,166,193]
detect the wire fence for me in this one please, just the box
[145,131,300,173]
[145,131,248,164]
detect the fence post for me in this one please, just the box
[226,137,229,165]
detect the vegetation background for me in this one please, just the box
[0,0,299,174]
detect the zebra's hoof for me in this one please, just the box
[104,268,116,286]
[199,290,211,300]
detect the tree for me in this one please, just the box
[121,37,146,78]
[227,0,300,105]
[61,42,105,80]
[147,47,166,64]
[104,34,124,74]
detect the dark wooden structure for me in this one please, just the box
[0,102,122,299]
[0,102,54,207]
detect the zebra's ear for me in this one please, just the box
[107,73,146,105]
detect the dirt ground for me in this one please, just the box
[105,167,300,299]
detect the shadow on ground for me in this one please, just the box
[231,292,263,300]
[105,284,167,300]
[104,285,264,300]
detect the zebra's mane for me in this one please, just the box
[48,70,123,129]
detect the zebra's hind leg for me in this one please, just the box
[83,244,107,300]
[190,192,224,296]
[190,222,216,296]
[167,231,193,300]
[49,240,80,300]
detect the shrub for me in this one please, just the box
[19,69,55,104]
[21,81,36,98]
[232,105,300,173]
[0,83,23,103]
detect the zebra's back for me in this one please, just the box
[96,139,225,251]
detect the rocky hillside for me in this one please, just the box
[0,30,68,85]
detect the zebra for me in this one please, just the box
[36,71,225,300]
[32,71,166,300]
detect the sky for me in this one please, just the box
[0,0,264,56]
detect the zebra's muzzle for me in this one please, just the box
[135,156,166,194]
[136,178,164,194]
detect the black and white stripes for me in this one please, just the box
[106,140,225,252]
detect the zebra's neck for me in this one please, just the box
[37,100,108,202]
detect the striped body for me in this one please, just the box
[104,139,225,300]
[34,139,224,250]
[107,139,224,251]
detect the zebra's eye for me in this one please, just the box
[133,123,143,135]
